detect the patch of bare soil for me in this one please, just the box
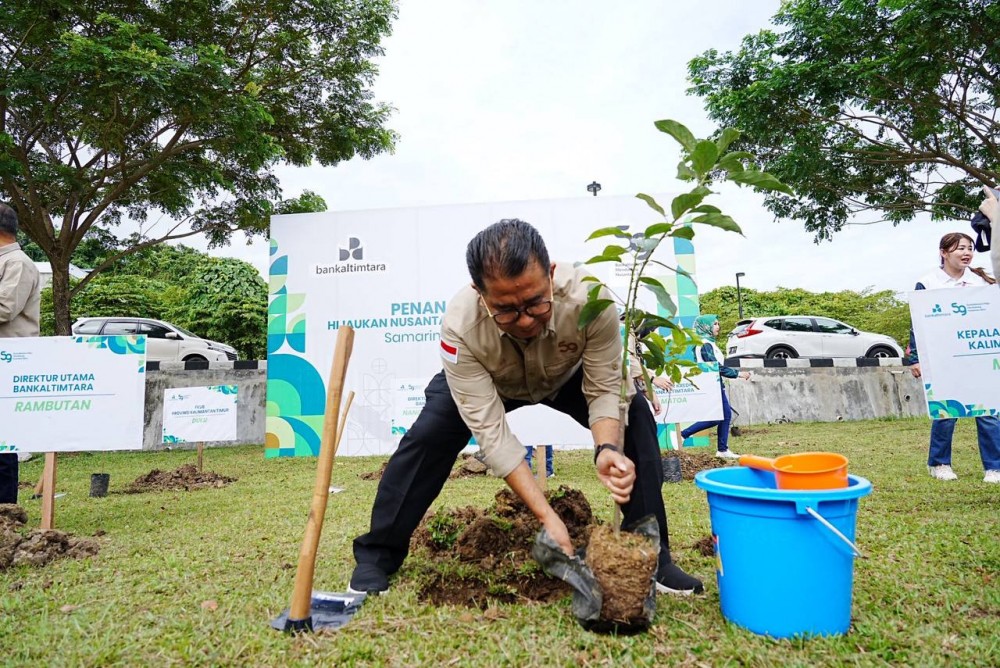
[124,464,235,493]
[0,504,100,570]
[413,487,595,608]
[691,534,715,557]
[585,525,658,624]
[449,454,489,479]
[359,460,388,480]
[675,449,732,480]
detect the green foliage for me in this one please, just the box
[0,0,393,330]
[38,241,267,358]
[39,275,172,336]
[580,119,791,400]
[427,510,460,550]
[687,0,1000,239]
[167,257,268,360]
[701,286,911,346]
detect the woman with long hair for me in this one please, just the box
[908,231,1000,483]
[680,314,751,459]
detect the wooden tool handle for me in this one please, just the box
[289,326,355,621]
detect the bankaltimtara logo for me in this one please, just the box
[314,237,387,275]
[340,237,364,261]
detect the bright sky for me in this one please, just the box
[204,0,991,295]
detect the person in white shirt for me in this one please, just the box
[907,232,999,484]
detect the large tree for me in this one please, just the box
[687,0,999,240]
[0,0,396,332]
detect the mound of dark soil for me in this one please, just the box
[412,487,595,608]
[125,464,235,493]
[671,449,732,480]
[0,504,100,570]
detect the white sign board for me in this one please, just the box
[163,385,239,443]
[908,285,1000,418]
[266,195,699,457]
[652,364,723,424]
[0,336,146,453]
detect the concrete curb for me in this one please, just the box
[146,360,267,372]
[724,357,905,369]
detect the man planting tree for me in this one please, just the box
[348,218,703,597]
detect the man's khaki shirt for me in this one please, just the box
[440,262,631,478]
[0,243,41,338]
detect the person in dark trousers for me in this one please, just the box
[680,314,750,459]
[908,232,999,483]
[350,219,703,596]
[0,202,41,504]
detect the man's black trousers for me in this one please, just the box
[0,454,18,504]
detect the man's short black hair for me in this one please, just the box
[466,218,550,292]
[0,203,18,237]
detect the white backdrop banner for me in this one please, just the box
[652,364,723,424]
[908,285,1000,419]
[162,385,239,443]
[266,195,700,457]
[0,336,146,453]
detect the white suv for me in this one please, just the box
[726,316,903,360]
[71,317,238,363]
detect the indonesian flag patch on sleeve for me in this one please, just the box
[440,340,459,364]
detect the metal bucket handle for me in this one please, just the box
[799,504,865,559]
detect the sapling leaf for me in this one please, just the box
[728,169,794,195]
[691,212,743,234]
[715,127,741,154]
[671,190,708,220]
[578,299,614,330]
[586,226,631,241]
[638,277,677,315]
[635,193,664,217]
[690,140,719,175]
[644,222,673,237]
[654,119,696,152]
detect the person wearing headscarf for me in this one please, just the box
[679,314,750,459]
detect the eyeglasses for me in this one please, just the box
[481,289,554,326]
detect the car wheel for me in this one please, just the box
[765,346,797,360]
[184,355,208,363]
[866,346,896,359]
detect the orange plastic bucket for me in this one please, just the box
[738,452,849,490]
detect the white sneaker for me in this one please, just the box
[928,465,958,481]
[983,470,1000,484]
[715,450,740,460]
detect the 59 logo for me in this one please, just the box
[951,302,968,316]
[0,351,12,363]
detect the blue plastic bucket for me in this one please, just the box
[694,466,872,638]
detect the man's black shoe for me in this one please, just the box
[348,563,389,595]
[655,562,704,596]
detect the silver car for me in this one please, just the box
[71,317,238,363]
[726,316,903,360]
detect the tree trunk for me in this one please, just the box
[50,260,73,335]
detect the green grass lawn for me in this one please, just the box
[2,418,998,667]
